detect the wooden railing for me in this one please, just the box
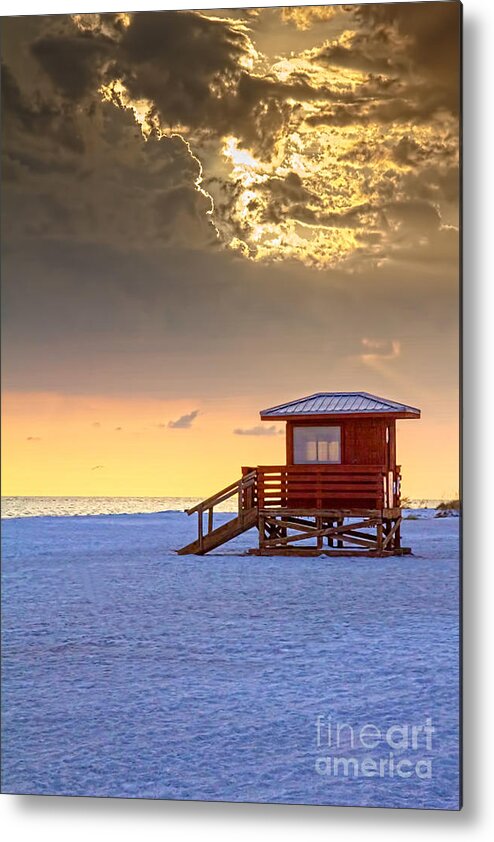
[184,464,401,551]
[185,470,257,552]
[256,465,401,511]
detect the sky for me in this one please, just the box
[1,2,460,499]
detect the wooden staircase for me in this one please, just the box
[177,470,257,555]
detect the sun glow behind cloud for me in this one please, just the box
[99,79,157,139]
[70,6,460,270]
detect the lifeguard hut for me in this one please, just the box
[178,392,420,557]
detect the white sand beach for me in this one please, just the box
[1,509,460,808]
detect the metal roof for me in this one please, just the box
[260,392,420,418]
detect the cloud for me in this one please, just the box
[168,410,199,429]
[92,421,101,428]
[115,426,122,431]
[28,11,256,143]
[233,425,282,436]
[351,1,460,115]
[2,86,217,250]
[281,6,337,31]
[2,7,459,273]
[360,338,401,364]
[91,464,104,470]
[1,60,86,155]
[26,435,41,441]
[31,25,113,102]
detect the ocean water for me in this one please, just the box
[1,510,460,808]
[1,496,239,519]
[1,496,442,519]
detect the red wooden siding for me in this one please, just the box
[342,418,387,465]
[287,418,394,470]
[256,464,390,510]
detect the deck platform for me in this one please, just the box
[176,468,409,557]
[255,507,406,556]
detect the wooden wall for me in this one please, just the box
[286,418,396,470]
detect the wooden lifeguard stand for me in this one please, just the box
[177,392,420,557]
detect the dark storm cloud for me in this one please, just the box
[3,12,274,249]
[25,11,340,162]
[115,11,248,124]
[2,88,217,249]
[168,410,199,429]
[31,25,114,101]
[22,11,408,160]
[2,6,460,271]
[305,78,459,129]
[27,11,263,148]
[1,7,459,407]
[313,28,406,75]
[1,61,85,155]
[307,2,460,130]
[384,200,442,233]
[350,2,460,114]
[305,93,448,128]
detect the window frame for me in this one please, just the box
[292,424,342,465]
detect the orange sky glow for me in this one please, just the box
[3,388,458,500]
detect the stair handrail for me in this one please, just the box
[185,470,257,516]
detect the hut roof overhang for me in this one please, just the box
[260,392,421,421]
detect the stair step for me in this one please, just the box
[177,508,258,555]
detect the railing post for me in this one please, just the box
[316,516,323,550]
[198,511,203,552]
[337,517,344,549]
[395,518,401,550]
[377,519,384,553]
[257,470,264,510]
[208,507,213,534]
[259,514,265,550]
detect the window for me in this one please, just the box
[293,426,341,464]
